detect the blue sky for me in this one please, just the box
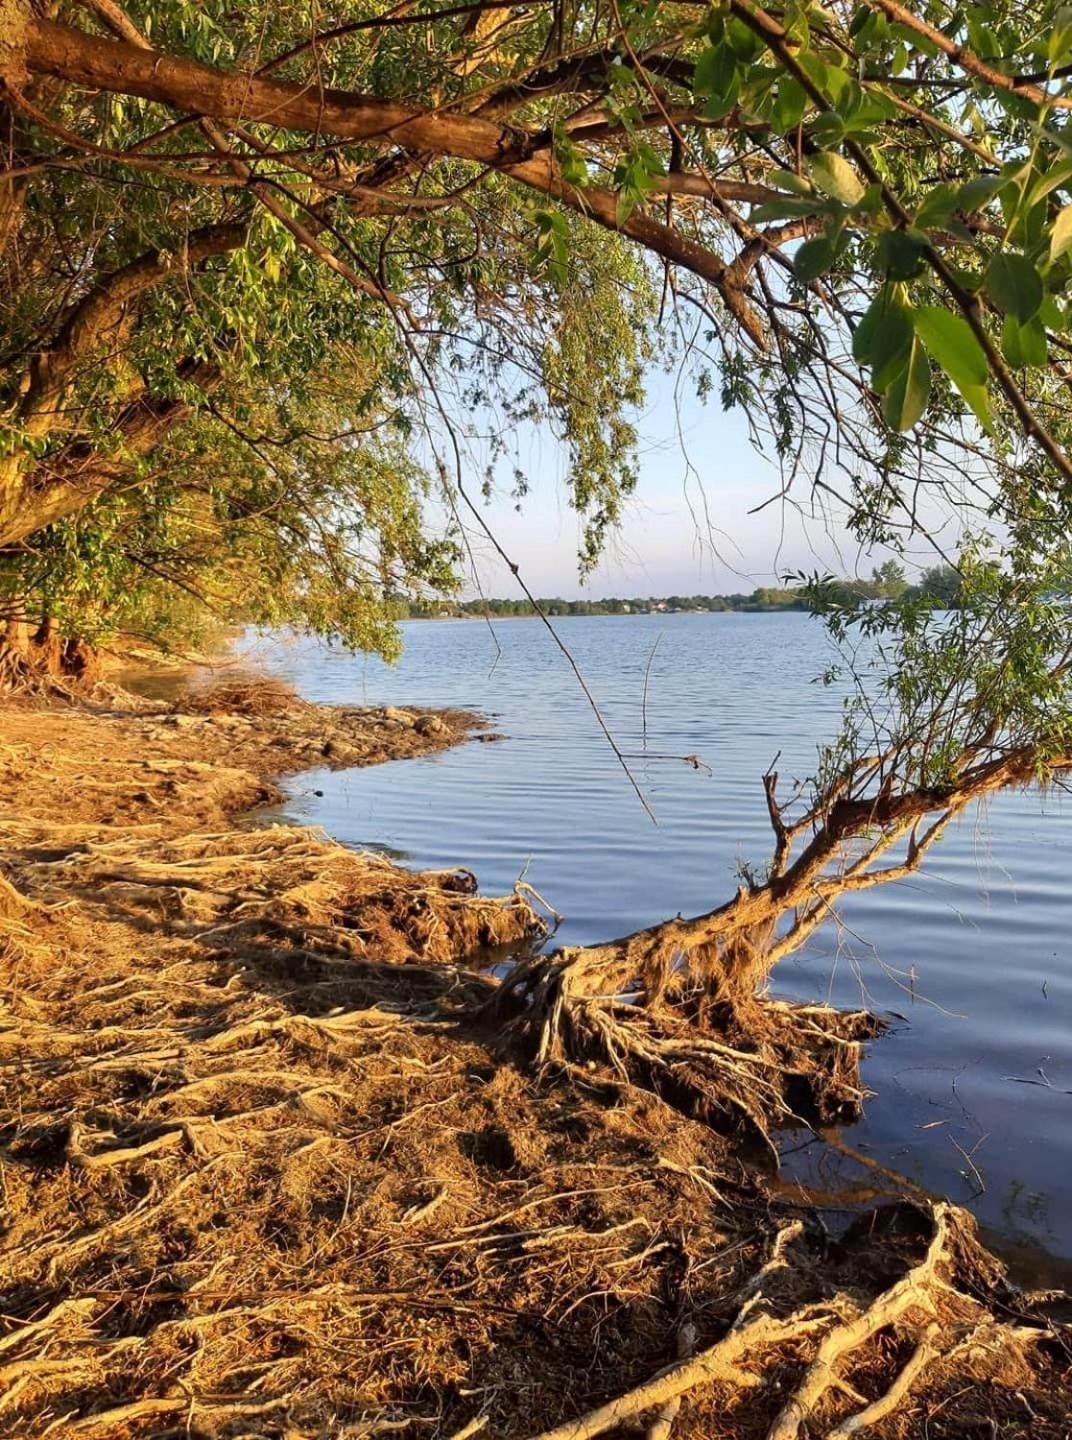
[448,365,957,600]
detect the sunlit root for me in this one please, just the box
[496,752,1040,1136]
[823,1325,940,1439]
[21,824,547,966]
[765,1206,956,1440]
[0,621,102,698]
[522,1310,828,1440]
[0,871,36,927]
[498,940,878,1137]
[522,1203,1051,1440]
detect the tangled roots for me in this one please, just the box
[176,675,303,716]
[21,824,548,968]
[497,946,880,1141]
[0,627,103,696]
[521,1202,1059,1440]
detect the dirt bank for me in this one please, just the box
[0,684,1069,1438]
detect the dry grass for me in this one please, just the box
[178,675,303,716]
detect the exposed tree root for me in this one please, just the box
[498,946,879,1141]
[0,869,34,919]
[0,623,102,699]
[20,823,546,966]
[823,1325,940,1439]
[1,699,1068,1438]
[494,751,1056,1142]
[522,1203,1058,1440]
[522,1311,827,1440]
[764,1206,958,1440]
[177,674,303,715]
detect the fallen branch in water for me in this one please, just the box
[496,743,1061,1141]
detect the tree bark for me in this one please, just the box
[21,20,763,345]
[0,356,222,547]
[0,222,243,547]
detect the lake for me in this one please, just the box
[235,611,1072,1275]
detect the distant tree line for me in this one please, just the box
[399,563,965,619]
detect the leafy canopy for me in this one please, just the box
[2,0,1072,764]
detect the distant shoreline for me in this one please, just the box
[403,605,811,620]
[397,564,955,620]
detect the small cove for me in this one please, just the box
[233,611,1072,1273]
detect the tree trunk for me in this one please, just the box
[0,603,31,685]
[0,606,101,693]
[0,218,242,548]
[0,356,223,548]
[31,613,62,677]
[496,750,1053,1138]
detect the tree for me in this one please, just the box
[6,0,1072,573]
[3,0,1072,1127]
[872,559,907,599]
[5,13,1072,1426]
[912,563,963,608]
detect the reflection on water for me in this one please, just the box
[229,614,1071,1269]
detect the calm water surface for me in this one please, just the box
[236,613,1072,1270]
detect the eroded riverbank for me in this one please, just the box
[0,682,1069,1438]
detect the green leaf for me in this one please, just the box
[694,43,731,96]
[782,0,809,46]
[1040,293,1066,329]
[1049,5,1072,67]
[1001,313,1048,367]
[914,183,958,231]
[1028,162,1072,208]
[849,6,872,37]
[966,13,1000,59]
[770,77,807,131]
[985,253,1044,322]
[808,111,847,147]
[913,306,991,429]
[869,304,916,390]
[769,168,813,196]
[876,228,928,280]
[856,184,884,215]
[726,17,761,60]
[944,219,976,244]
[883,336,931,431]
[797,52,849,103]
[852,287,912,379]
[891,20,939,55]
[956,175,1005,213]
[703,72,741,118]
[912,306,987,386]
[794,233,838,281]
[808,152,866,206]
[1051,205,1072,263]
[852,289,889,365]
[694,42,739,116]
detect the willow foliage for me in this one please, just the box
[1,0,1071,757]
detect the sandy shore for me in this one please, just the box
[0,678,1068,1438]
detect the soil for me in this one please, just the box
[0,679,1069,1439]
